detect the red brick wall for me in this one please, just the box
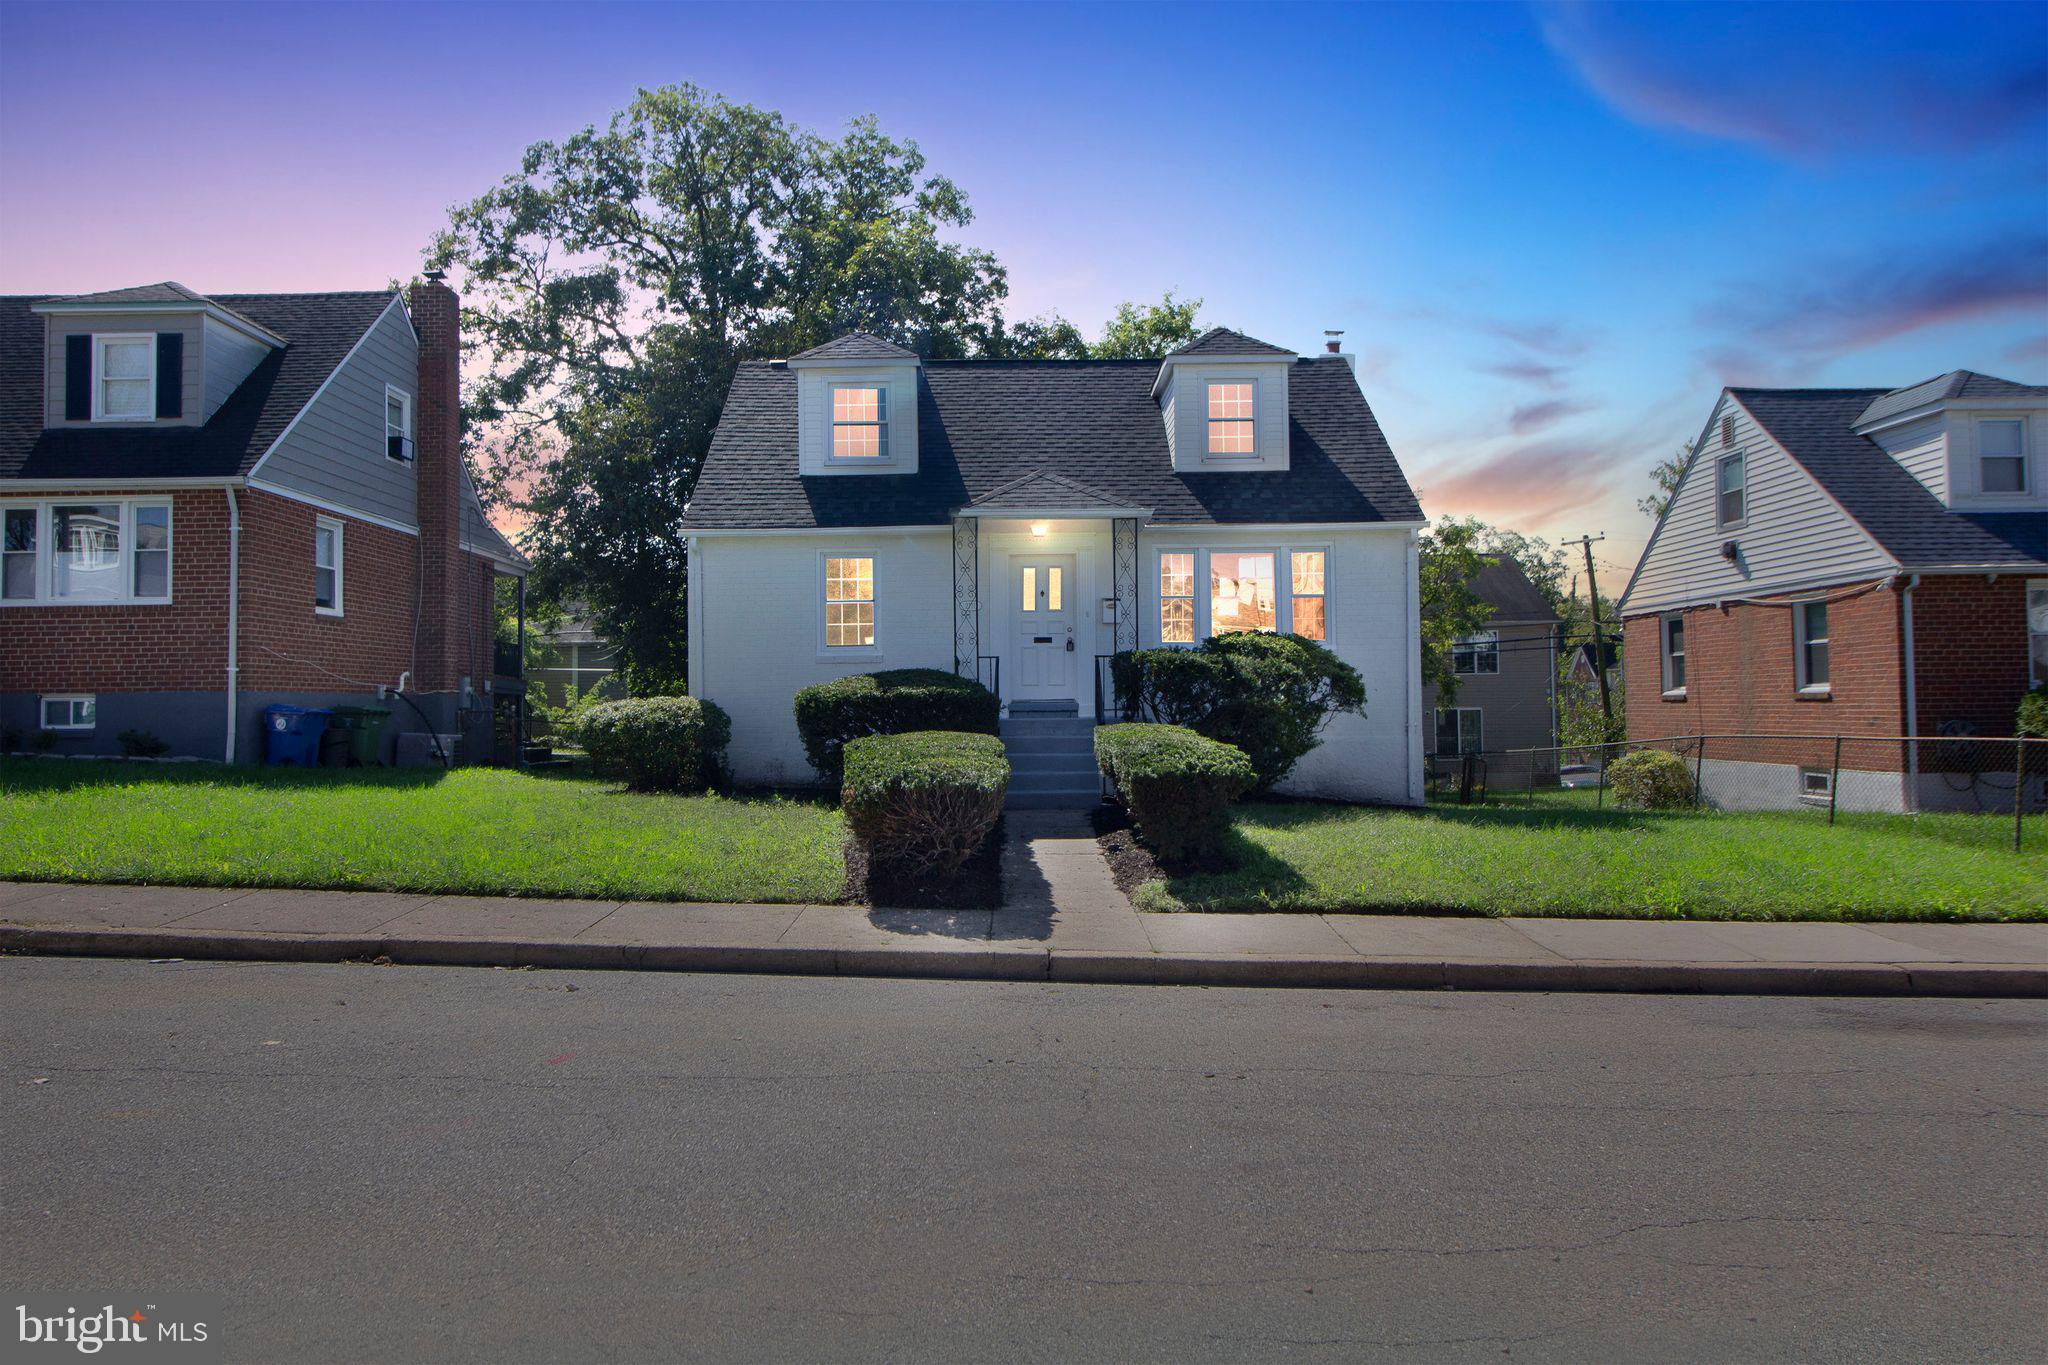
[407,280,465,693]
[1623,577,1907,742]
[1910,574,2035,737]
[235,488,420,693]
[0,488,230,692]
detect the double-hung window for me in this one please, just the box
[1206,382,1255,455]
[823,555,876,648]
[0,501,171,605]
[1795,600,1830,693]
[1434,707,1482,756]
[315,517,343,615]
[1157,547,1329,644]
[1159,553,1196,643]
[831,386,887,460]
[1660,613,1687,695]
[1452,630,1500,675]
[1289,551,1326,641]
[2030,579,2048,685]
[386,387,414,462]
[1717,452,1746,525]
[94,335,154,421]
[1979,419,2027,494]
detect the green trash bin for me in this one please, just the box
[330,705,394,766]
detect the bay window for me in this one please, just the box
[0,501,171,605]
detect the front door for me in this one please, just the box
[1011,554,1077,701]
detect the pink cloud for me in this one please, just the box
[1509,398,1596,436]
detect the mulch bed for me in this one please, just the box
[1091,802,1237,895]
[845,818,1005,909]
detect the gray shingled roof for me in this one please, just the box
[1854,369,2048,428]
[41,281,212,307]
[1731,387,2048,569]
[788,333,919,363]
[963,469,1136,512]
[1467,555,1560,622]
[684,356,1422,529]
[1165,327,1295,358]
[1,291,398,481]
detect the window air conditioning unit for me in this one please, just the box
[388,435,415,462]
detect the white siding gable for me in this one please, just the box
[201,314,272,421]
[1163,360,1291,473]
[1621,393,1894,616]
[1870,415,1947,502]
[793,363,920,476]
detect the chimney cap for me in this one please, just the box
[1323,329,1344,354]
[423,268,447,284]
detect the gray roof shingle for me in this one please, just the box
[1165,327,1295,358]
[683,356,1423,530]
[788,333,919,363]
[1468,555,1559,622]
[41,281,211,307]
[1730,387,2047,570]
[963,469,1135,511]
[1854,369,2048,428]
[1,291,399,481]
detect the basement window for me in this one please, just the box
[41,694,96,730]
[1800,768,1833,804]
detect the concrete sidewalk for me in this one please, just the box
[3,812,2044,996]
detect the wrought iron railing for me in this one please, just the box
[1095,654,1137,725]
[976,655,1001,701]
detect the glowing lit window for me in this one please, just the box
[1210,552,1276,634]
[1159,552,1195,643]
[1206,382,1255,455]
[824,556,875,647]
[831,386,887,459]
[1290,551,1325,640]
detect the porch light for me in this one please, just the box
[1029,522,1048,537]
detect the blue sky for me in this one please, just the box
[3,0,2043,572]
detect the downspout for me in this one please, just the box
[223,487,241,764]
[1900,573,1920,804]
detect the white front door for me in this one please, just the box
[1011,554,1077,701]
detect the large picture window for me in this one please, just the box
[1210,551,1276,635]
[1157,547,1329,644]
[0,500,173,606]
[823,555,876,648]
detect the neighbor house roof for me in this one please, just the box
[1854,369,2048,428]
[1729,386,2048,570]
[0,291,400,482]
[787,333,920,363]
[1468,555,1560,623]
[683,356,1424,529]
[1166,327,1297,358]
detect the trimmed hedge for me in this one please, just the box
[842,731,1009,881]
[2019,684,2048,739]
[1109,633,1365,790]
[794,668,1000,787]
[1096,723,1255,865]
[579,696,731,793]
[1608,748,1696,810]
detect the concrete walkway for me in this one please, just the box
[3,813,2044,995]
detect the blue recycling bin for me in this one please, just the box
[263,704,332,766]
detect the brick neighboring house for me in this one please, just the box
[1422,555,1561,764]
[1616,372,2048,812]
[1,278,527,763]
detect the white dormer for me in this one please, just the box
[1853,370,2048,513]
[1152,327,1296,474]
[32,281,283,429]
[789,333,921,477]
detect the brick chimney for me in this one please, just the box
[408,275,464,694]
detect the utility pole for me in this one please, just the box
[1564,535,1612,730]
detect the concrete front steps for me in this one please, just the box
[1001,702,1100,810]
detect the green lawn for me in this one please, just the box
[0,760,846,904]
[1133,800,2047,921]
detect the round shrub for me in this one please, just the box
[2019,684,2048,738]
[794,668,1000,787]
[579,696,731,793]
[1607,748,1696,810]
[1109,633,1365,791]
[1095,723,1256,865]
[842,731,1008,883]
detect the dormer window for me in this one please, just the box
[1717,452,1746,525]
[831,385,887,459]
[1979,419,2027,494]
[94,335,154,421]
[1206,382,1255,455]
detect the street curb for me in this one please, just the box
[4,925,2044,997]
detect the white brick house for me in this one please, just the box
[681,329,1428,805]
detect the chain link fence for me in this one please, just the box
[1426,733,2047,852]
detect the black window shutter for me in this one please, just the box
[155,333,183,418]
[64,335,90,420]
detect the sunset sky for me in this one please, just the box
[3,0,2043,580]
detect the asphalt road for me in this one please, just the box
[3,958,2044,1364]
